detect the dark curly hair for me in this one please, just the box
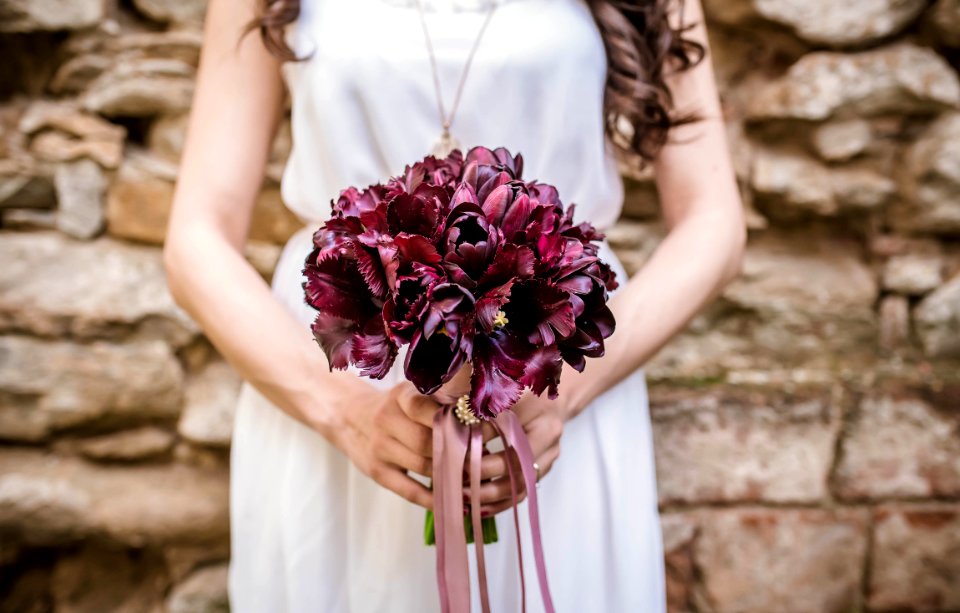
[250,0,704,163]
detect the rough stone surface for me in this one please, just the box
[704,0,926,46]
[728,233,875,363]
[879,295,911,352]
[19,101,124,141]
[0,0,104,32]
[104,153,177,244]
[882,254,943,295]
[47,31,202,96]
[834,394,960,499]
[30,130,123,169]
[649,232,879,381]
[50,544,170,612]
[106,152,302,245]
[0,173,55,209]
[692,507,869,613]
[147,113,189,161]
[0,336,183,442]
[914,273,960,358]
[931,0,960,47]
[1,208,57,231]
[68,426,176,462]
[652,388,839,504]
[811,119,872,161]
[132,0,208,25]
[900,113,960,234]
[53,159,105,239]
[660,513,698,613]
[747,45,960,121]
[162,543,230,583]
[828,167,897,210]
[869,504,960,611]
[0,449,228,546]
[166,563,229,613]
[752,150,834,215]
[21,101,125,169]
[0,231,197,345]
[82,59,196,117]
[179,361,241,449]
[752,149,895,216]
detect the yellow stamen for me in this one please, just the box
[492,310,509,329]
[455,394,480,426]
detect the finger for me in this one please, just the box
[384,410,433,458]
[469,476,519,505]
[524,415,563,458]
[478,450,511,481]
[472,441,562,504]
[379,436,432,478]
[478,493,526,517]
[535,444,561,480]
[397,387,440,429]
[373,463,434,509]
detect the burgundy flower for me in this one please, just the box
[304,146,617,419]
[302,249,397,379]
[442,203,501,288]
[386,187,447,240]
[470,330,562,419]
[404,283,476,394]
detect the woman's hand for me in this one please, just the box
[472,391,570,516]
[323,380,440,509]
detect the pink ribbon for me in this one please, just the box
[432,407,556,613]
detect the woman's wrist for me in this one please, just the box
[291,350,373,445]
[559,351,623,421]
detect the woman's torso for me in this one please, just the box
[280,0,625,230]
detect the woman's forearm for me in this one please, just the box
[163,222,370,439]
[564,207,746,416]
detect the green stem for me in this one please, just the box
[424,509,498,545]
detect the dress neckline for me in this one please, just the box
[374,0,531,13]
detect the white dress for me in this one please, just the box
[229,0,666,610]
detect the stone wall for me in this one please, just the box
[1,0,959,611]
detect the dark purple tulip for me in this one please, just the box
[503,280,577,346]
[442,203,501,287]
[404,283,476,394]
[332,184,386,219]
[465,146,523,178]
[303,250,397,378]
[383,265,438,344]
[470,330,562,419]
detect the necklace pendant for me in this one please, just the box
[431,130,461,158]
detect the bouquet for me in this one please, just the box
[303,146,617,612]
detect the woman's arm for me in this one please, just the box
[164,0,437,507]
[564,0,746,416]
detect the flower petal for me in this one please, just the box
[303,251,378,322]
[404,327,467,395]
[351,317,398,379]
[469,332,525,419]
[310,312,357,371]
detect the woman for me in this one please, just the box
[164,0,744,610]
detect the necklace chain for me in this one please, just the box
[414,0,499,154]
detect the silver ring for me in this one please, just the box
[533,462,541,488]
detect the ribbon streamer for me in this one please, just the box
[432,406,556,613]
